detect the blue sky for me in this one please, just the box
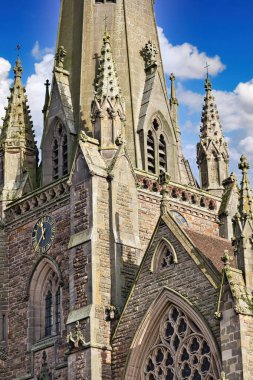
[1,0,253,181]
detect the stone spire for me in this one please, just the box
[197,77,229,196]
[0,57,38,205]
[91,32,126,162]
[232,155,253,290]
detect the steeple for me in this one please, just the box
[91,32,126,161]
[232,155,253,290]
[197,77,229,196]
[0,56,38,206]
[56,0,176,168]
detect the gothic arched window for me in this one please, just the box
[143,304,219,380]
[159,134,167,173]
[147,130,156,174]
[51,121,68,181]
[52,139,59,180]
[62,134,68,176]
[28,259,63,345]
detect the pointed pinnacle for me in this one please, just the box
[205,77,212,92]
[14,57,23,78]
[170,73,178,105]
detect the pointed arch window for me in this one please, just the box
[143,304,219,380]
[28,259,63,345]
[147,130,156,174]
[52,139,59,180]
[159,134,167,173]
[52,122,68,181]
[62,134,68,176]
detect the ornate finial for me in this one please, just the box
[42,80,51,116]
[204,61,210,79]
[159,172,171,216]
[141,40,158,70]
[239,155,250,173]
[170,73,178,106]
[16,44,22,58]
[55,46,67,69]
[221,250,232,267]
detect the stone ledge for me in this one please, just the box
[31,335,60,352]
[68,228,92,249]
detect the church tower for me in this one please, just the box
[197,78,229,195]
[49,0,190,183]
[0,57,38,211]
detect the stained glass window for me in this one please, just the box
[144,304,219,380]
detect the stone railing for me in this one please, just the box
[5,178,70,224]
[136,172,220,212]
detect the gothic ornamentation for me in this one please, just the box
[55,46,67,69]
[143,304,219,380]
[105,305,118,321]
[141,40,158,70]
[66,321,86,353]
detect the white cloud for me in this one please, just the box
[158,27,226,80]
[0,57,12,120]
[26,53,54,145]
[31,41,54,61]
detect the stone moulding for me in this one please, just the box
[136,172,220,213]
[4,177,70,224]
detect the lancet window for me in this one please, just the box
[160,248,174,270]
[146,117,168,175]
[28,259,63,344]
[159,135,167,173]
[51,122,68,181]
[147,130,156,174]
[143,304,219,380]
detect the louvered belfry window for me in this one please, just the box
[62,134,68,176]
[52,139,59,180]
[147,130,156,174]
[159,134,167,173]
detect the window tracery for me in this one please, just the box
[160,248,174,270]
[143,304,219,380]
[51,121,68,181]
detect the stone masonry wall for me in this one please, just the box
[112,221,221,379]
[4,192,71,380]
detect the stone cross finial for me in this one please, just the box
[204,61,210,78]
[55,46,67,69]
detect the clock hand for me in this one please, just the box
[34,223,46,251]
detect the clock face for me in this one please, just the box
[32,216,56,254]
